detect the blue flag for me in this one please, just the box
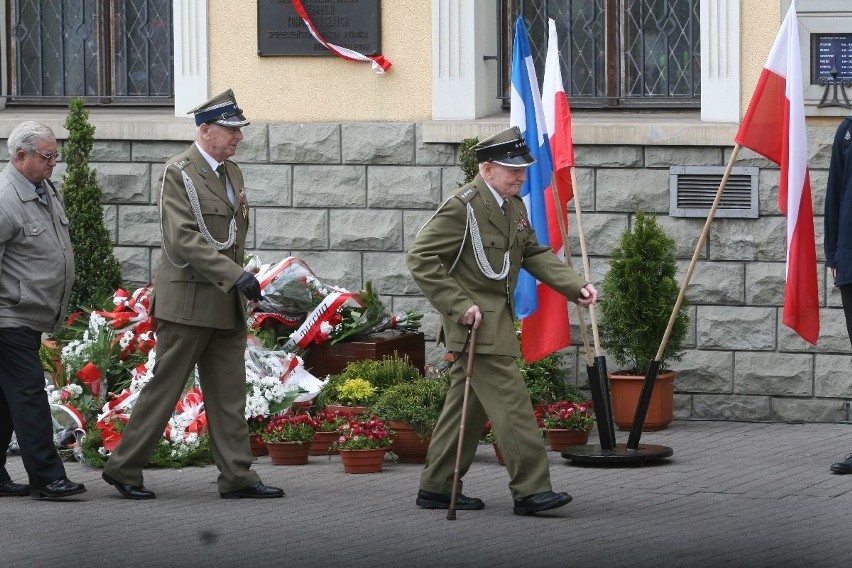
[509,17,555,319]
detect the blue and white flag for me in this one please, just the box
[509,17,556,319]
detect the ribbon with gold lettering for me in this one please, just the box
[291,0,392,73]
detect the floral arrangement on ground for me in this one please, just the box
[333,416,394,451]
[262,413,316,443]
[535,400,595,431]
[45,286,324,468]
[41,257,421,468]
[246,255,421,350]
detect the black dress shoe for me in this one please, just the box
[0,479,29,497]
[220,481,284,499]
[416,489,485,510]
[830,453,852,474]
[30,478,87,500]
[513,491,572,516]
[102,472,156,500]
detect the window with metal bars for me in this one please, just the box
[8,0,174,105]
[504,0,700,109]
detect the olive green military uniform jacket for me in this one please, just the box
[152,144,248,329]
[407,174,588,356]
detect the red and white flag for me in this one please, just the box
[292,0,391,74]
[542,18,575,214]
[517,18,573,363]
[734,0,819,344]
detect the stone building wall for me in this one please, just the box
[42,121,852,423]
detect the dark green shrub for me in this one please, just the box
[315,354,422,409]
[458,137,479,186]
[519,352,584,406]
[62,98,122,311]
[597,212,689,374]
[370,376,450,439]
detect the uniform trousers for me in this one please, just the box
[104,320,259,493]
[419,353,552,500]
[0,326,66,485]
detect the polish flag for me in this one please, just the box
[734,0,819,344]
[542,19,575,214]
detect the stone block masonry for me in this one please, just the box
[14,120,852,424]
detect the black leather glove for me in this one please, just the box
[234,271,262,302]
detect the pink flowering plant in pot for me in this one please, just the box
[262,413,317,444]
[314,408,349,432]
[333,416,394,451]
[535,400,595,432]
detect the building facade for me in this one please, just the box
[0,0,850,423]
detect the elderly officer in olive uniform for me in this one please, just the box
[103,90,283,500]
[407,126,598,516]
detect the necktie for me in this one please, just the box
[35,183,49,206]
[216,164,235,205]
[501,200,508,215]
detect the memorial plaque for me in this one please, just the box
[257,0,381,57]
[812,33,852,83]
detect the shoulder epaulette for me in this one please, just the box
[171,159,190,171]
[456,185,477,204]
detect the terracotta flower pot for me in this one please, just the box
[339,448,385,473]
[388,422,430,463]
[608,371,676,431]
[310,431,340,455]
[266,441,311,465]
[546,428,590,452]
[325,404,367,417]
[249,435,268,457]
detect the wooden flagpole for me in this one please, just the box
[551,169,616,450]
[627,143,743,448]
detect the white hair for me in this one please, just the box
[7,121,55,156]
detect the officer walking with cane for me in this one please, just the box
[406,127,598,516]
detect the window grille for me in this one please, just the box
[9,0,174,105]
[503,0,701,109]
[669,166,759,219]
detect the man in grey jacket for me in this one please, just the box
[0,121,86,499]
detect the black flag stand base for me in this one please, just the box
[561,361,673,466]
[561,443,673,465]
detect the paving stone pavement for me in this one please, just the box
[4,420,852,568]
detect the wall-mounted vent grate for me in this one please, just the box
[669,166,759,218]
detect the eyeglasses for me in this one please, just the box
[33,149,60,161]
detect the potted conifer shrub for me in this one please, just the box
[597,212,689,431]
[370,376,449,463]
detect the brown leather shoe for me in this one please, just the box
[0,479,29,497]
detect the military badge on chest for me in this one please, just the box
[517,216,529,232]
[238,189,248,219]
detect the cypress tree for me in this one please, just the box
[62,98,122,310]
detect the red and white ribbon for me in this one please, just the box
[283,291,363,350]
[291,0,391,74]
[166,388,208,440]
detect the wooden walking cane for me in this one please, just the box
[551,170,616,450]
[447,326,478,521]
[627,144,743,449]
